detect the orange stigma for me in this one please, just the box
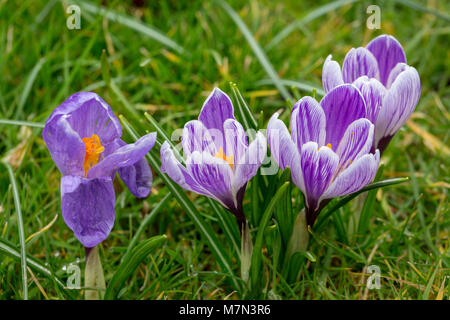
[215,147,233,169]
[82,134,104,176]
[319,143,332,151]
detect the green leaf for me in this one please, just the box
[250,182,290,292]
[216,0,292,102]
[104,235,167,300]
[119,116,239,290]
[230,83,258,131]
[2,162,28,299]
[314,177,410,231]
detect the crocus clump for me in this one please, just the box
[43,92,156,248]
[267,84,380,226]
[160,88,266,230]
[322,34,421,153]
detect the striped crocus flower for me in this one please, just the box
[43,92,156,248]
[322,34,421,153]
[267,84,380,226]
[160,88,266,231]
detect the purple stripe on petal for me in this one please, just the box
[291,96,326,151]
[374,66,421,148]
[386,62,408,89]
[61,175,115,248]
[321,150,380,201]
[335,118,374,170]
[182,120,217,157]
[342,47,380,83]
[224,119,248,163]
[43,115,86,176]
[366,35,406,86]
[232,131,267,192]
[322,55,344,93]
[198,88,235,150]
[186,151,235,210]
[319,84,367,149]
[352,76,387,124]
[300,142,339,211]
[87,132,156,179]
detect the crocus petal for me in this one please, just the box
[342,47,380,83]
[198,88,235,150]
[374,66,421,148]
[291,96,326,151]
[232,131,267,192]
[160,141,209,196]
[48,92,122,146]
[87,132,156,179]
[366,35,406,86]
[186,151,235,210]
[300,142,339,210]
[320,84,367,149]
[118,157,153,198]
[386,62,408,89]
[61,175,115,248]
[43,115,86,176]
[267,113,304,191]
[321,150,380,200]
[224,119,249,163]
[182,120,217,157]
[352,76,387,124]
[322,55,344,93]
[335,118,374,169]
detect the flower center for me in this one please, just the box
[82,134,104,176]
[319,143,332,151]
[215,147,233,169]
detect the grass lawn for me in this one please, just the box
[0,0,448,300]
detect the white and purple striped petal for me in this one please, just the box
[342,47,380,84]
[322,55,344,93]
[224,118,249,163]
[182,120,217,157]
[352,76,387,124]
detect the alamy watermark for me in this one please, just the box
[366,265,381,289]
[366,5,381,30]
[66,5,81,30]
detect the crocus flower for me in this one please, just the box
[322,34,421,153]
[160,88,266,230]
[43,92,156,248]
[267,84,380,226]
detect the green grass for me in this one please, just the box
[0,0,449,300]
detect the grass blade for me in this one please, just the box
[104,235,167,299]
[0,119,44,128]
[266,0,358,50]
[16,58,46,119]
[255,78,325,97]
[393,0,450,22]
[314,177,410,231]
[216,0,292,102]
[2,162,28,299]
[77,0,186,54]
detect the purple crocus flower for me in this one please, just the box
[267,84,380,226]
[322,34,421,153]
[160,88,266,230]
[43,92,156,248]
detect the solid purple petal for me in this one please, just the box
[291,96,326,151]
[43,115,85,176]
[386,62,408,89]
[342,47,379,83]
[352,76,387,124]
[186,151,235,210]
[48,92,122,146]
[374,66,421,148]
[300,142,339,210]
[60,175,115,248]
[267,113,304,191]
[182,120,217,157]
[224,119,249,163]
[87,132,156,179]
[322,55,344,93]
[319,84,367,149]
[321,150,380,200]
[366,35,406,86]
[335,118,374,170]
[198,88,235,150]
[232,131,266,192]
[118,157,152,198]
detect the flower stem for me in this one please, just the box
[240,221,253,285]
[84,246,106,300]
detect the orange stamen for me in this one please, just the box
[82,134,104,176]
[215,147,233,169]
